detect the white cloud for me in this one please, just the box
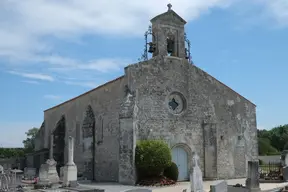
[44,94,61,100]
[1,0,287,86]
[264,0,288,26]
[0,0,234,61]
[21,80,40,84]
[64,81,101,88]
[8,71,54,82]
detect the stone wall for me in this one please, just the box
[34,121,45,151]
[0,157,25,170]
[125,55,258,179]
[43,76,127,182]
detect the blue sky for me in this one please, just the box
[0,0,287,147]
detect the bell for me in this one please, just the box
[167,39,174,54]
[148,42,155,53]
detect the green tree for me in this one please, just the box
[257,124,288,155]
[22,127,39,152]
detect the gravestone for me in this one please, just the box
[283,166,288,181]
[210,180,227,192]
[38,134,60,185]
[24,167,36,179]
[285,154,288,167]
[63,136,78,187]
[60,166,64,181]
[0,165,3,174]
[245,161,261,192]
[190,153,204,192]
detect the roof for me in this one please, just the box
[193,64,256,107]
[150,9,187,25]
[44,76,125,112]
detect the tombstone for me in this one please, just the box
[63,136,78,187]
[0,165,3,174]
[245,161,261,192]
[285,154,288,167]
[24,167,36,180]
[190,153,204,192]
[283,166,288,181]
[210,180,227,192]
[38,134,60,185]
[59,166,64,181]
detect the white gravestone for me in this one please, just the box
[24,167,36,179]
[38,134,59,184]
[63,136,78,187]
[190,153,204,192]
[285,154,288,166]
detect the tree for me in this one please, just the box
[258,124,288,155]
[22,127,39,152]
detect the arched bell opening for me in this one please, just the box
[166,36,176,57]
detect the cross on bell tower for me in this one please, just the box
[149,3,187,58]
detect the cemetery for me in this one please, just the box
[1,137,288,191]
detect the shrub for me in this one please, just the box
[135,140,172,178]
[163,162,179,181]
[259,159,264,165]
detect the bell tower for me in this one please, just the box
[149,3,188,59]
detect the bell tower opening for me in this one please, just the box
[167,35,175,56]
[139,3,192,62]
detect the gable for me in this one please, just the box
[150,10,187,25]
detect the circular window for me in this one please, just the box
[167,92,186,114]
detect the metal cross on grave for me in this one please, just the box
[169,98,179,110]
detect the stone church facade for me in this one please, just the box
[33,4,258,185]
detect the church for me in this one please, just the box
[32,3,258,185]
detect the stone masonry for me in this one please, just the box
[34,3,258,184]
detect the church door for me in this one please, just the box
[172,146,189,181]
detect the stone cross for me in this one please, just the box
[193,153,200,167]
[191,153,203,192]
[67,136,75,165]
[49,134,54,160]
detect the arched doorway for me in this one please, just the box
[82,105,96,180]
[53,115,66,174]
[172,146,189,181]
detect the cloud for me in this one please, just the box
[1,0,288,87]
[8,71,54,81]
[21,80,40,84]
[44,94,61,100]
[264,0,288,26]
[0,0,234,62]
[45,56,131,73]
[64,81,101,88]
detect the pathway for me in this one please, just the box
[79,179,288,192]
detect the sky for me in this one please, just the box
[0,0,287,147]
